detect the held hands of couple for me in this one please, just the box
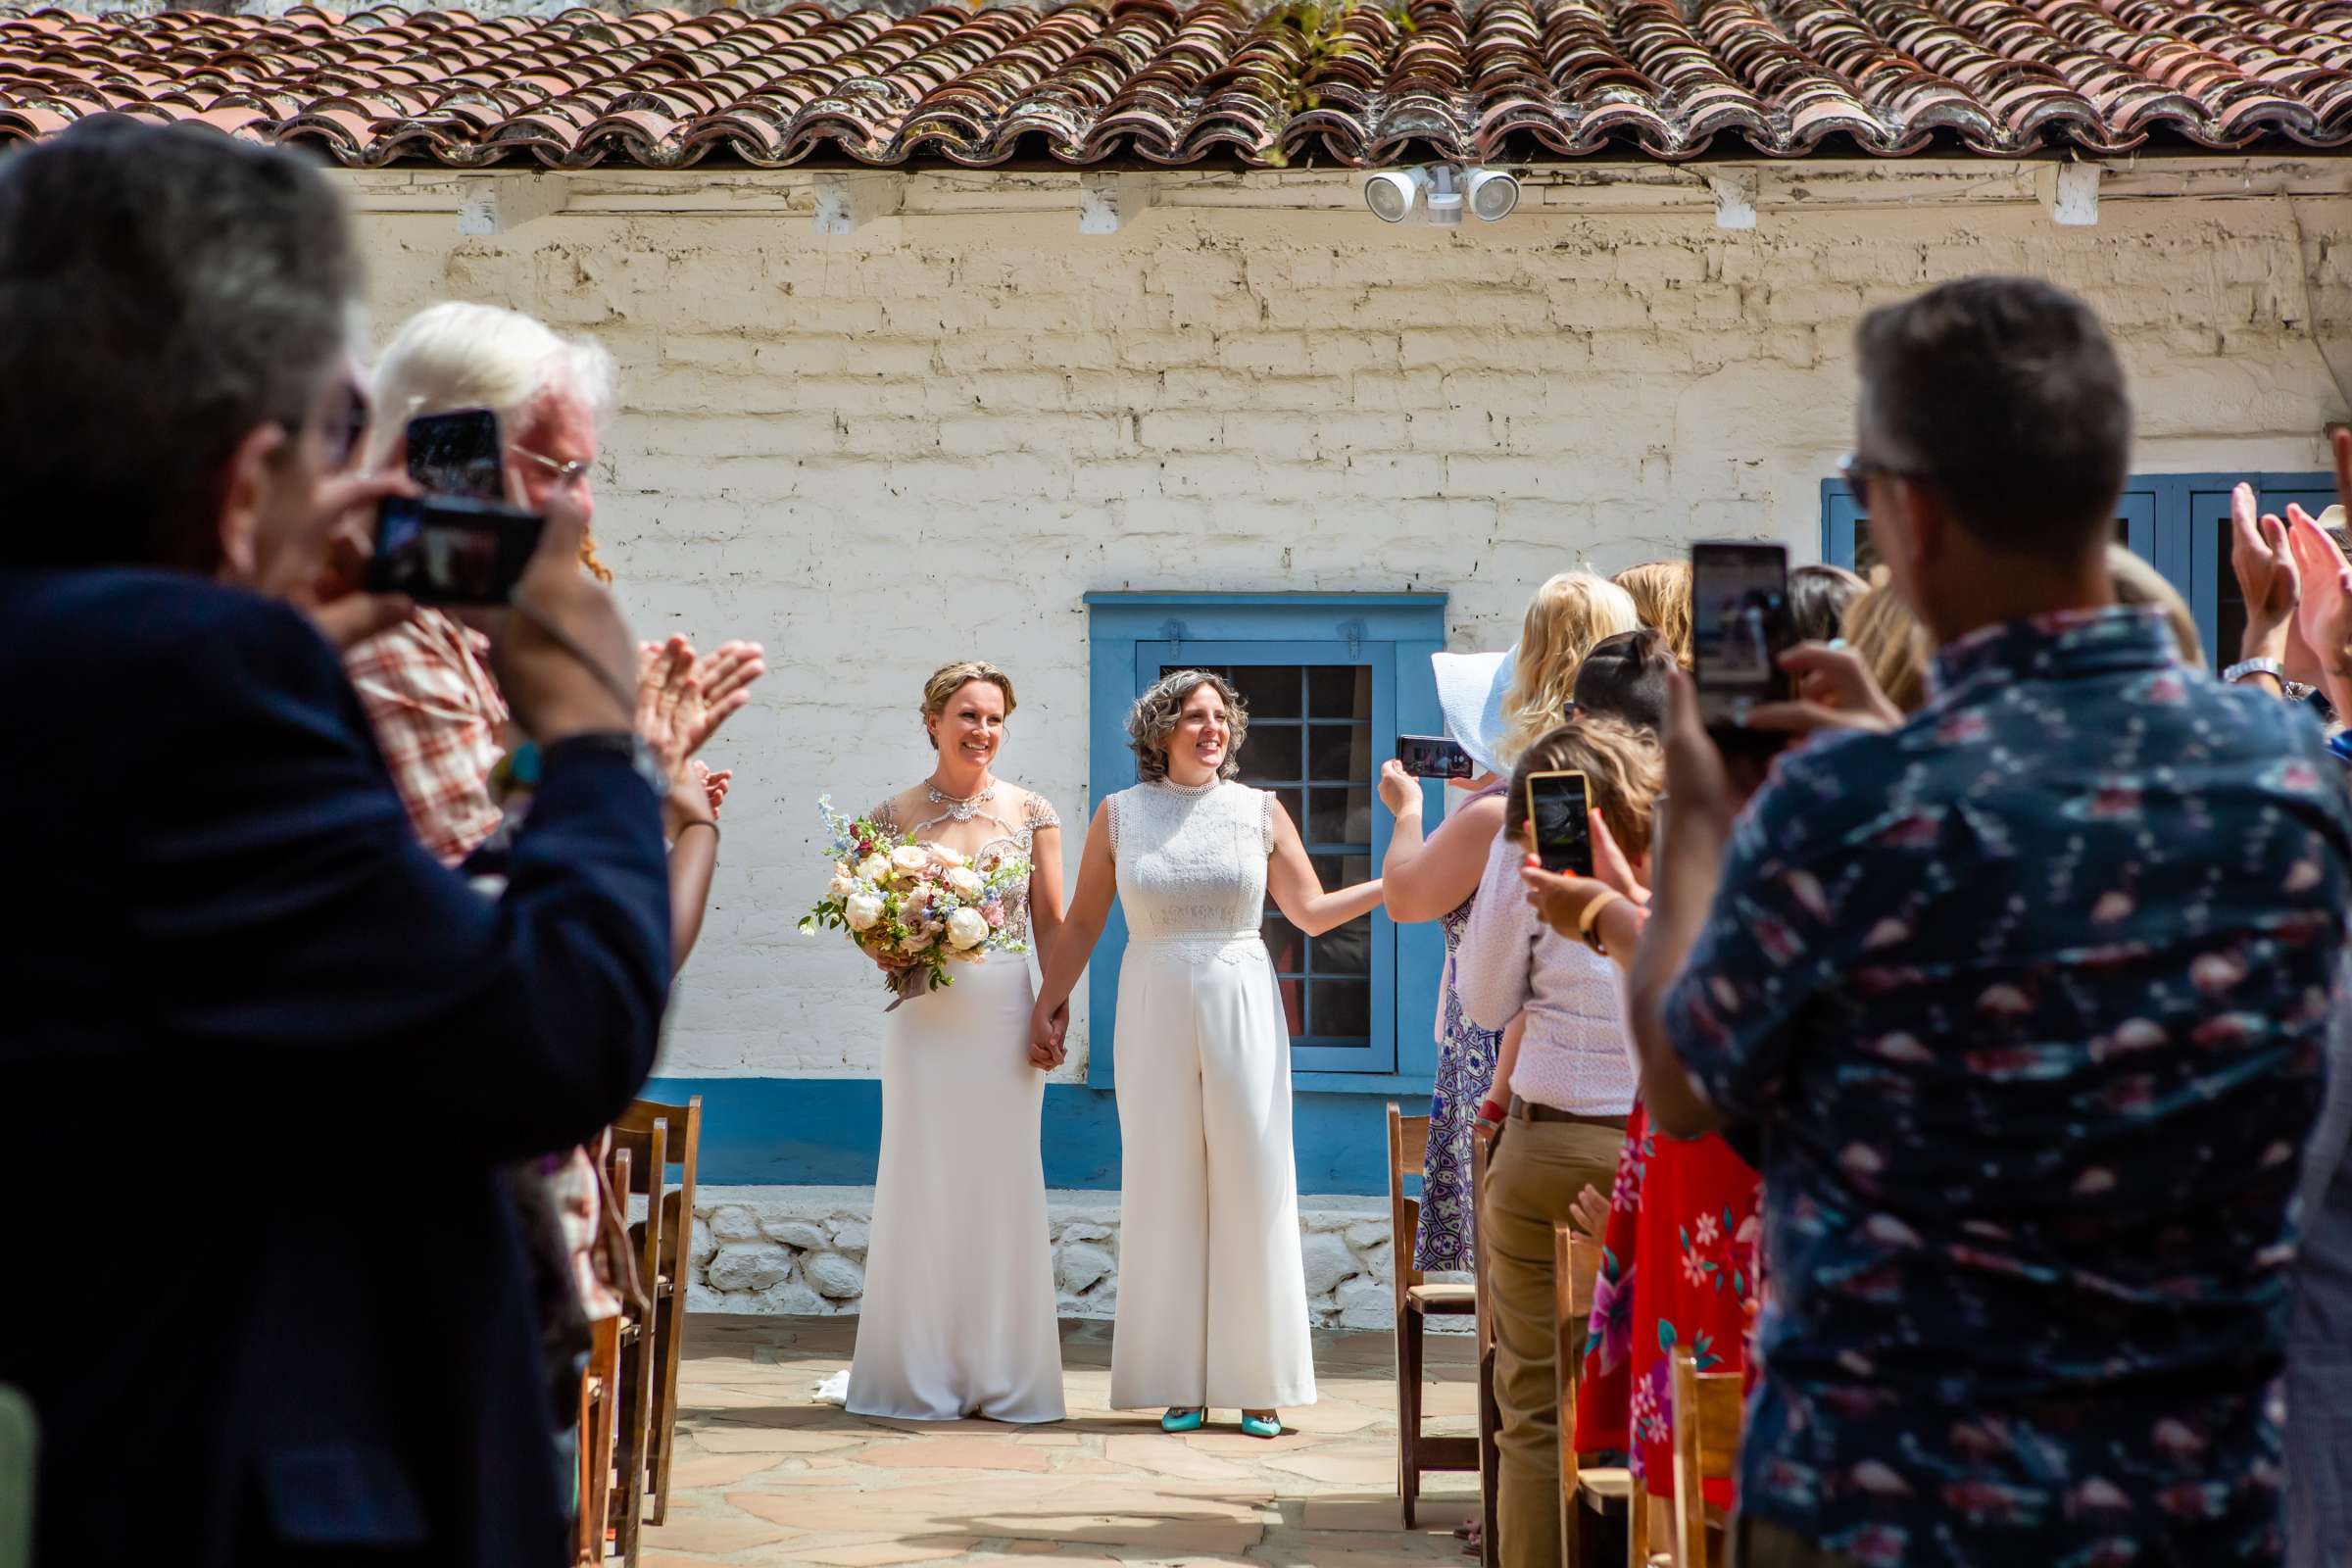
[1026,999,1071,1071]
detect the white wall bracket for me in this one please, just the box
[455,173,571,237]
[813,172,904,236]
[1708,171,1758,231]
[1079,172,1154,235]
[2040,162,2100,226]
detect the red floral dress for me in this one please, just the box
[1571,1100,1765,1504]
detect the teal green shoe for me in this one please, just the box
[1239,1412,1281,1440]
[1160,1407,1205,1434]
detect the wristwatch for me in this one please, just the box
[542,730,666,797]
[2223,657,2287,686]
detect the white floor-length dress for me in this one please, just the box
[846,790,1065,1423]
[1107,777,1317,1411]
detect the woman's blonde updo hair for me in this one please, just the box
[1613,561,1693,669]
[921,661,1017,749]
[2107,544,2206,669]
[1128,669,1249,784]
[1840,575,1931,715]
[1497,571,1643,766]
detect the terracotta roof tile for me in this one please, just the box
[0,0,2346,168]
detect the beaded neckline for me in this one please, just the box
[924,779,998,821]
[1156,775,1222,797]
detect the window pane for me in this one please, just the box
[1239,723,1302,784]
[1308,721,1373,783]
[1306,788,1373,848]
[1273,973,1305,1037]
[2212,510,2247,681]
[1310,980,1371,1038]
[1230,664,1301,719]
[1308,664,1371,721]
[1314,919,1372,976]
[1260,910,1307,977]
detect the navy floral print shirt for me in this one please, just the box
[1665,607,2352,1567]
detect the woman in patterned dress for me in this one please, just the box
[1376,576,1639,1274]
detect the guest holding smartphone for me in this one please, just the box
[1453,718,1651,1568]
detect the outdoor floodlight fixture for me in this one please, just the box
[1363,164,1520,226]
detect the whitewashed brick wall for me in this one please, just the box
[347,165,2352,1082]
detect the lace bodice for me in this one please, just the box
[1109,780,1274,959]
[873,783,1060,947]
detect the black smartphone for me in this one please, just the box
[367,494,544,605]
[406,408,503,501]
[1691,540,1795,753]
[1396,733,1473,779]
[1524,769,1594,877]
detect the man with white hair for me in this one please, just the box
[345,302,621,861]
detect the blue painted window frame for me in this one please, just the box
[1821,472,2335,674]
[1085,593,1448,1098]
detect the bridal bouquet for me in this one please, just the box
[800,796,1030,1003]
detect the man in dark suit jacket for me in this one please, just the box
[0,121,673,1565]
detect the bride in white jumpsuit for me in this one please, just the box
[1028,669,1386,1438]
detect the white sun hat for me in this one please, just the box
[1431,649,1514,780]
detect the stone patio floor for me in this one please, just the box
[638,1315,1481,1568]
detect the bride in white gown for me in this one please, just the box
[841,661,1066,1423]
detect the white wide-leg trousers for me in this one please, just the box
[1109,941,1317,1411]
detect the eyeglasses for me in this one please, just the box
[511,445,592,488]
[1838,452,1927,493]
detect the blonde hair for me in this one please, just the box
[1503,716,1665,859]
[1127,669,1249,784]
[367,302,619,582]
[2107,545,2205,669]
[922,661,1017,748]
[1498,571,1642,765]
[1613,561,1693,669]
[1841,576,1932,714]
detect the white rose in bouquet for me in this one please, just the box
[844,892,885,932]
[827,871,858,901]
[945,865,985,899]
[856,854,891,883]
[889,845,932,875]
[931,846,968,867]
[945,906,990,951]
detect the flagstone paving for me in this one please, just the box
[641,1316,1481,1568]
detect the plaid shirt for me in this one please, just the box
[344,610,508,864]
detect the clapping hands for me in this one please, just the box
[636,635,767,785]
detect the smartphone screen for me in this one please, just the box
[1691,541,1793,732]
[407,409,503,501]
[1525,769,1593,877]
[367,494,544,606]
[1396,734,1473,780]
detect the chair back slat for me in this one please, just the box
[1387,1103,1426,1299]
[609,1118,667,1199]
[1671,1349,1744,1568]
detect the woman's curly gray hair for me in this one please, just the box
[1127,669,1250,784]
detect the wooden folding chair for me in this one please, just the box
[1669,1351,1744,1568]
[576,1144,631,1566]
[1550,1222,1634,1566]
[1389,1103,1477,1526]
[605,1120,666,1567]
[612,1095,701,1525]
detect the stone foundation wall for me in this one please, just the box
[680,1186,1415,1331]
